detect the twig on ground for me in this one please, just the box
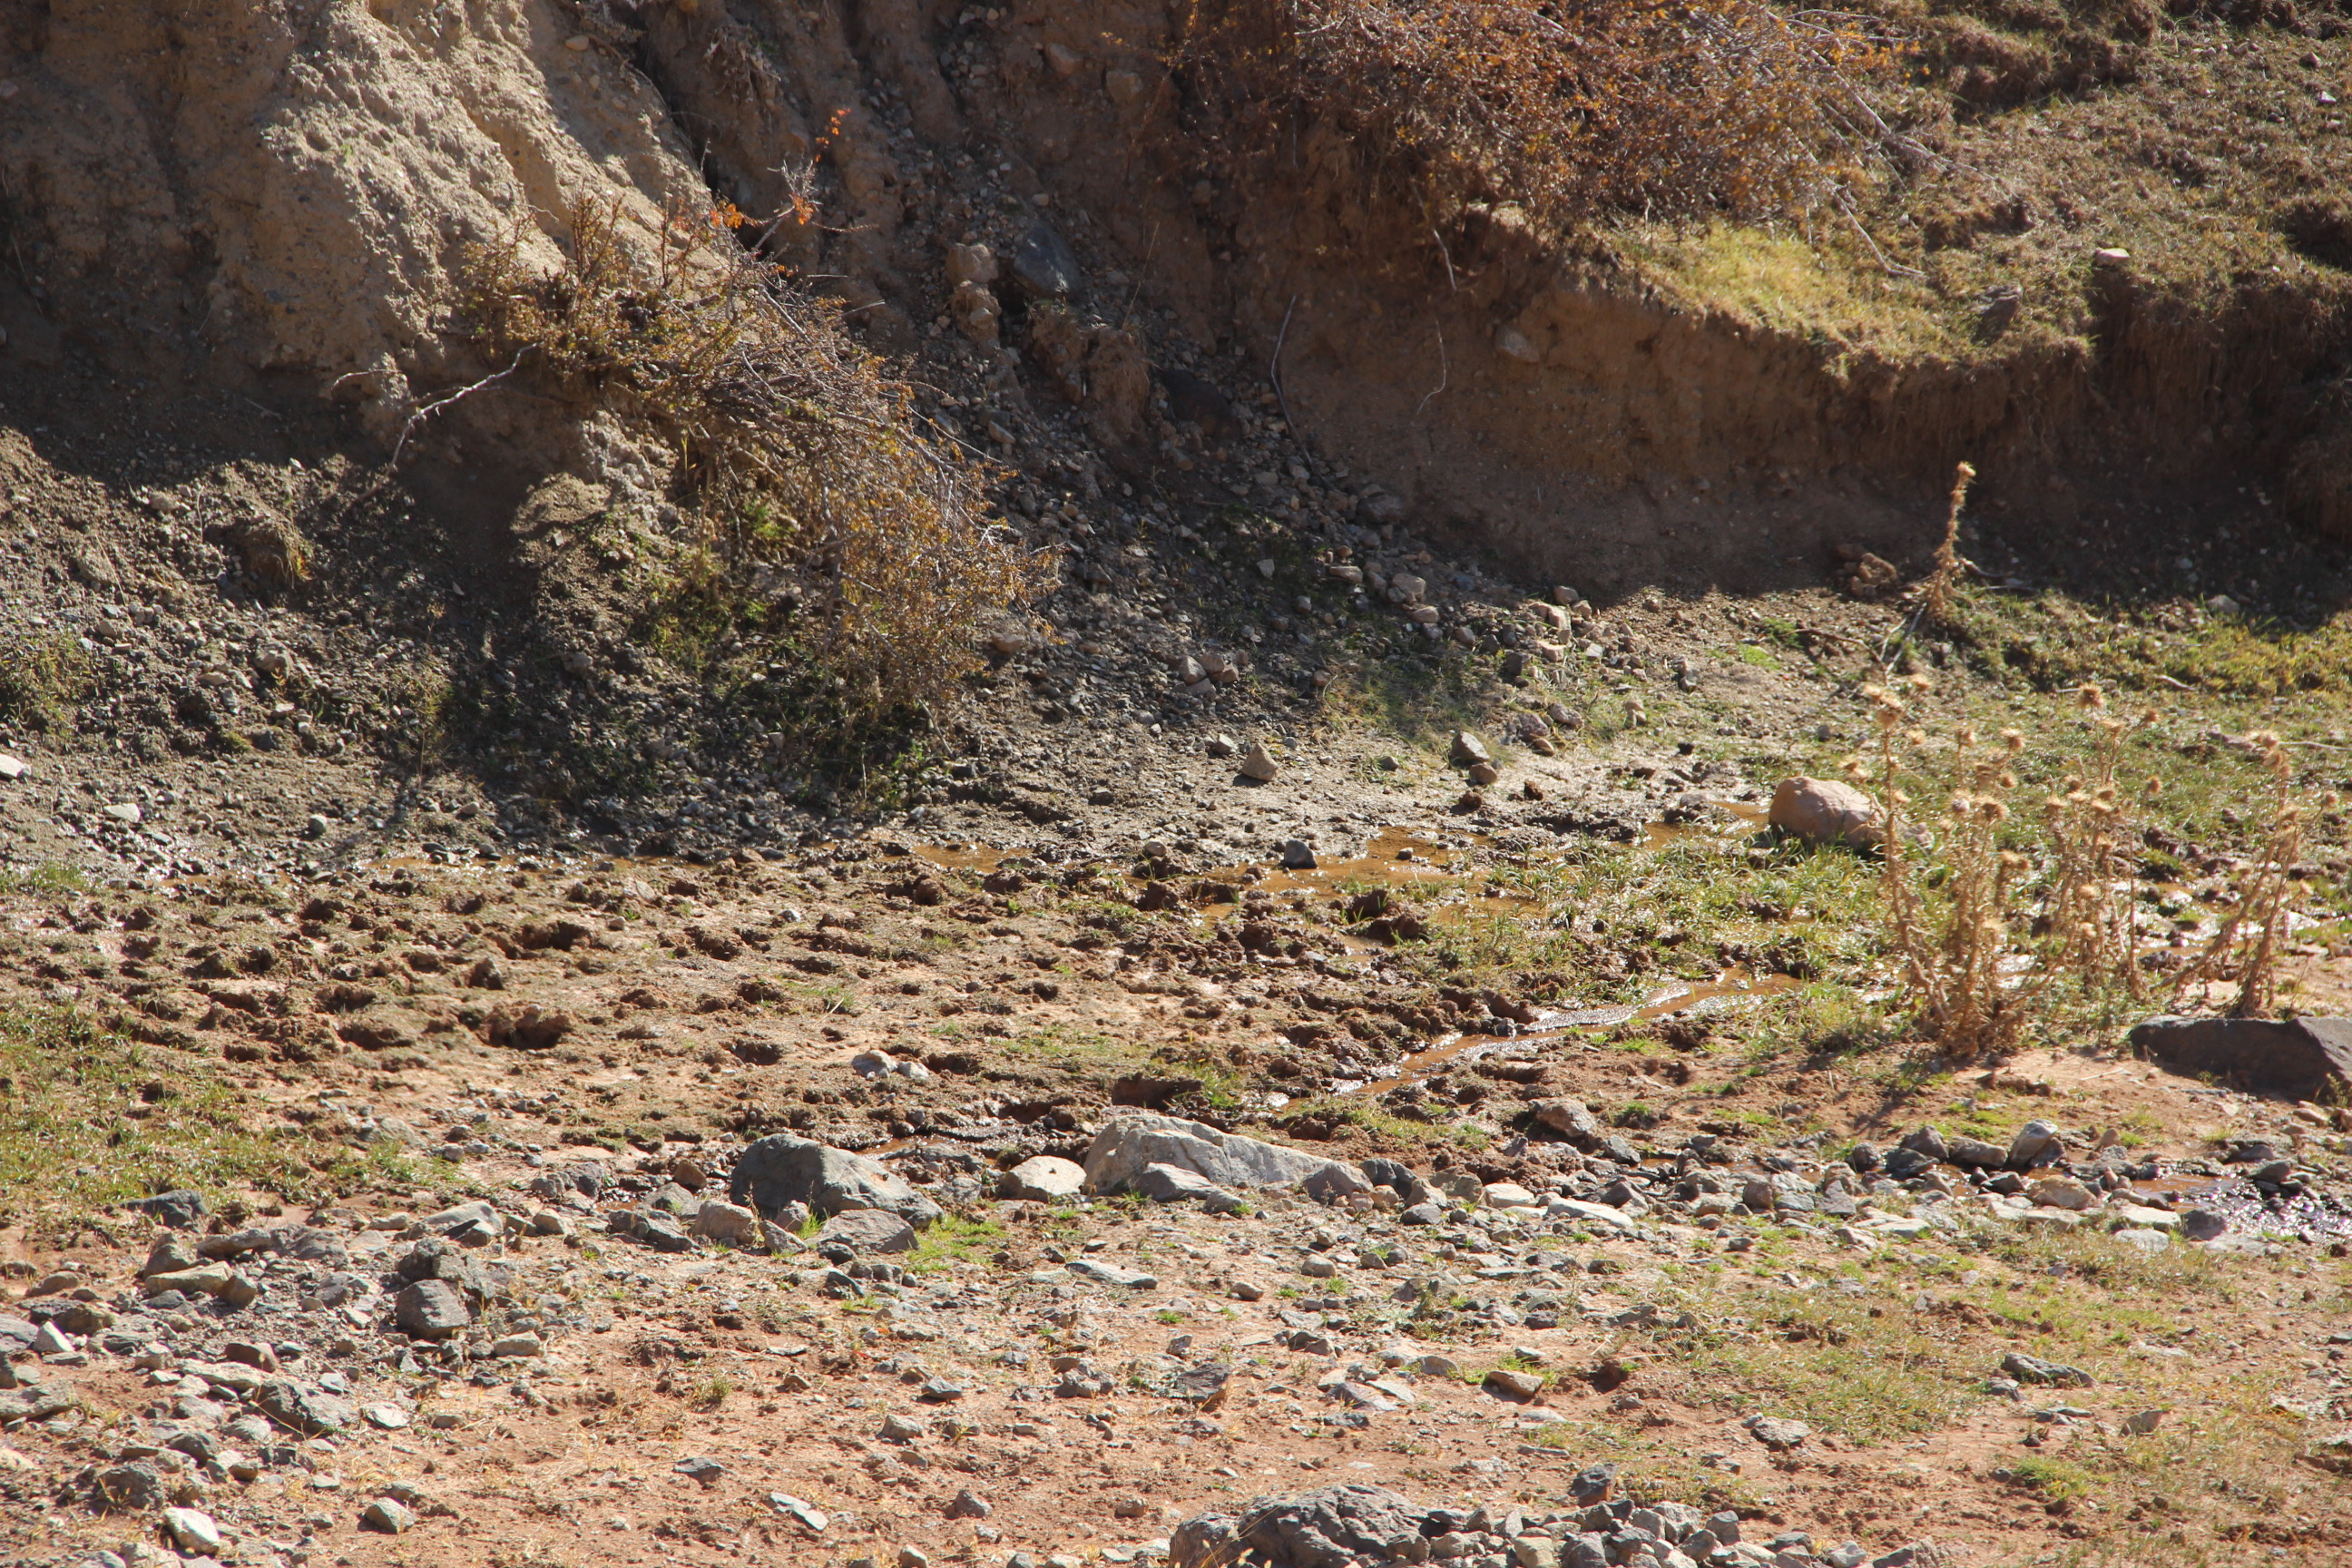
[392,351,527,466]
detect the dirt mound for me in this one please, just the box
[2,0,699,444]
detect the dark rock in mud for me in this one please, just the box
[1009,220,1083,299]
[2130,1014,2352,1099]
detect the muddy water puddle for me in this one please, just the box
[1337,967,1802,1097]
[2132,1172,2352,1240]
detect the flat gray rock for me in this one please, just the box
[1069,1257,1157,1289]
[1133,1161,1246,1213]
[394,1280,469,1341]
[814,1208,916,1255]
[1083,1112,1363,1200]
[2130,1014,2352,1099]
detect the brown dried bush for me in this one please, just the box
[462,201,1044,730]
[1175,0,1899,227]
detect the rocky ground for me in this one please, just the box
[12,9,2352,1564]
[5,737,2352,1568]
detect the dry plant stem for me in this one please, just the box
[1920,459,1975,628]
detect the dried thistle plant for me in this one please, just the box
[1918,459,1975,629]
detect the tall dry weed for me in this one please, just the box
[462,200,1044,728]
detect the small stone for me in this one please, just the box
[2028,1178,2094,1211]
[490,1333,544,1358]
[102,802,142,825]
[945,1486,993,1519]
[1238,741,1279,782]
[814,1209,917,1255]
[769,1492,829,1532]
[162,1506,222,1553]
[1000,1156,1085,1200]
[91,1462,166,1512]
[1769,777,1882,850]
[880,1411,928,1442]
[362,1496,419,1534]
[2006,1119,2063,1170]
[1450,731,1492,767]
[1206,733,1237,759]
[1068,1257,1157,1289]
[363,1404,408,1430]
[2002,1351,2093,1387]
[1279,839,1317,869]
[1745,1414,1811,1450]
[395,1280,470,1340]
[0,753,24,780]
[674,1456,728,1485]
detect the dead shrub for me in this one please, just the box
[1173,0,1900,229]
[461,201,1046,731]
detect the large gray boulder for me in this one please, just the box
[728,1134,941,1229]
[1083,1112,1367,1200]
[2130,1014,2352,1099]
[1173,1485,1428,1568]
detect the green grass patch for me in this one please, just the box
[0,1007,398,1226]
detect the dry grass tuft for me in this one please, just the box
[463,200,1045,730]
[1175,0,1900,230]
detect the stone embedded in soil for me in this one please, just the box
[1084,1112,1362,1198]
[814,1208,917,1255]
[2029,1178,2095,1210]
[1238,740,1280,781]
[1769,775,1884,850]
[126,1190,208,1229]
[1483,1367,1544,1400]
[2003,1350,2094,1387]
[362,1496,419,1534]
[2006,1118,2063,1170]
[1069,1257,1159,1289]
[1132,1161,1246,1213]
[1000,1155,1086,1200]
[1746,1414,1812,1450]
[394,1279,470,1340]
[162,1505,222,1553]
[92,1462,166,1512]
[689,1199,762,1246]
